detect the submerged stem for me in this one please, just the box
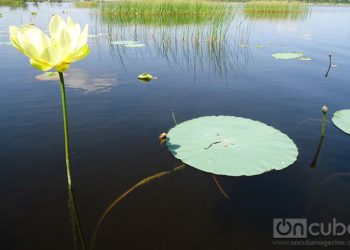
[59,72,72,190]
[212,175,230,200]
[68,188,86,250]
[90,164,186,250]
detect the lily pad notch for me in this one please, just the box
[166,116,298,176]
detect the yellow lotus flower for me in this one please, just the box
[9,15,89,72]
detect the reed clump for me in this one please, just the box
[100,0,231,21]
[74,1,98,8]
[244,0,308,14]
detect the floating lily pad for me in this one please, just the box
[332,110,350,135]
[272,52,304,60]
[138,73,154,82]
[256,45,264,48]
[298,57,312,61]
[124,43,146,48]
[35,71,67,81]
[0,41,12,46]
[239,44,249,48]
[110,40,138,45]
[166,116,298,176]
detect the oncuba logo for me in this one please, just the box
[273,218,350,238]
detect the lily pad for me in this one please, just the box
[332,110,350,135]
[0,41,12,46]
[35,71,66,81]
[239,44,249,48]
[124,43,146,48]
[138,73,154,82]
[256,45,264,48]
[298,57,312,61]
[166,116,298,176]
[272,52,304,60]
[110,40,138,45]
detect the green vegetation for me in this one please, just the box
[99,0,233,25]
[0,0,27,8]
[244,0,309,19]
[74,1,98,8]
[166,116,298,176]
[244,0,308,13]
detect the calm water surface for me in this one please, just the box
[1,2,350,250]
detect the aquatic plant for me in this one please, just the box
[166,116,298,176]
[9,15,90,190]
[272,52,304,59]
[0,0,27,8]
[244,0,309,20]
[74,1,98,8]
[244,0,308,15]
[332,110,350,135]
[137,72,154,82]
[99,0,232,25]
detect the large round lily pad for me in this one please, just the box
[332,109,350,135]
[166,116,298,176]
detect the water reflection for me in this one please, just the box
[307,172,350,221]
[64,68,116,93]
[95,13,252,79]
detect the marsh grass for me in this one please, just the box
[74,1,98,8]
[0,0,27,8]
[94,0,250,78]
[99,0,232,24]
[244,0,308,15]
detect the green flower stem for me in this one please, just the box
[321,110,327,137]
[59,72,72,190]
[321,113,326,136]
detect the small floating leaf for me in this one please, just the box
[125,43,146,48]
[110,40,137,45]
[0,41,12,46]
[256,45,264,48]
[272,52,304,60]
[166,116,298,176]
[31,12,38,16]
[35,71,62,81]
[138,73,153,82]
[239,44,249,48]
[332,109,350,135]
[298,57,312,61]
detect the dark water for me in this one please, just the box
[1,2,350,250]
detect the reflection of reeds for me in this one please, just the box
[95,5,252,79]
[244,0,309,20]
